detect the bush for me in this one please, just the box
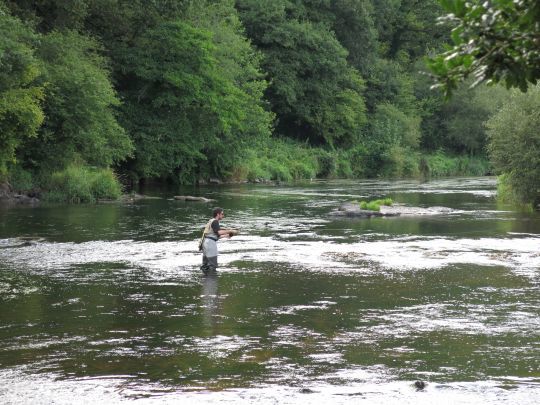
[316,150,337,178]
[44,165,122,203]
[91,169,123,200]
[380,145,420,177]
[495,174,535,211]
[8,166,35,192]
[337,145,369,178]
[487,84,540,207]
[359,198,393,211]
[264,159,294,182]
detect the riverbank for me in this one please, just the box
[1,149,491,206]
[0,183,40,205]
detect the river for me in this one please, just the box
[0,177,539,404]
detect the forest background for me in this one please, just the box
[1,0,538,206]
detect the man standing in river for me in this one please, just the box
[200,207,237,275]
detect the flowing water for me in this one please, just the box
[0,177,539,404]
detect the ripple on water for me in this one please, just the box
[1,234,539,280]
[1,177,538,404]
[1,366,539,404]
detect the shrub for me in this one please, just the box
[44,165,122,203]
[337,145,369,178]
[496,174,534,211]
[316,150,337,178]
[91,169,122,200]
[8,166,35,192]
[487,84,540,207]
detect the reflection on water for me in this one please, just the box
[0,177,539,404]
[201,275,220,331]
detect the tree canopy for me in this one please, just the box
[487,84,540,206]
[1,0,537,206]
[428,0,540,95]
[0,11,44,175]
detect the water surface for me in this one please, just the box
[1,177,539,404]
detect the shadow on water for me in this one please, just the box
[0,177,539,404]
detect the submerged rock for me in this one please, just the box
[174,195,216,203]
[414,380,427,390]
[119,193,161,203]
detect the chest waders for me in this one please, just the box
[201,218,219,275]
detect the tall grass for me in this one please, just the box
[228,139,492,183]
[44,165,122,203]
[8,166,35,192]
[359,198,393,211]
[422,151,491,177]
[229,138,319,182]
[228,138,371,182]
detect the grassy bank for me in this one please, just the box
[5,140,491,205]
[420,151,491,178]
[226,138,492,183]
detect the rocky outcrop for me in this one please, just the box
[0,183,40,205]
[0,182,12,198]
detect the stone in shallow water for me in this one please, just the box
[414,380,426,390]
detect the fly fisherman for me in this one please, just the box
[199,207,238,275]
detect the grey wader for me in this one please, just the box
[201,218,219,275]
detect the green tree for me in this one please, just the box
[428,0,540,96]
[486,84,540,206]
[184,0,273,177]
[0,10,44,176]
[365,102,421,176]
[440,83,508,155]
[4,0,90,32]
[364,58,417,113]
[330,0,378,75]
[291,0,379,77]
[237,0,366,147]
[19,30,133,174]
[373,0,447,62]
[119,20,250,182]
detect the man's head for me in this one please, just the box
[212,207,224,219]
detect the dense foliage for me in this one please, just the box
[486,85,540,207]
[428,0,540,95]
[236,0,367,147]
[0,0,537,206]
[0,11,44,175]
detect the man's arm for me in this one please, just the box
[218,228,239,238]
[212,220,235,238]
